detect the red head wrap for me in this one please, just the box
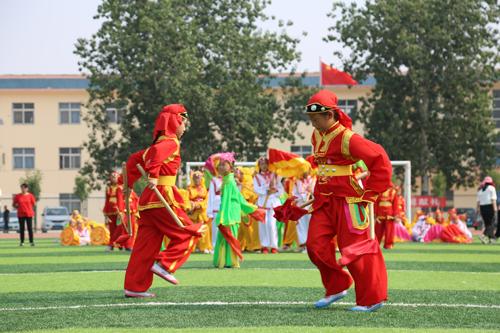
[152,104,187,139]
[306,90,352,129]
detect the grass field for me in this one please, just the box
[0,238,499,333]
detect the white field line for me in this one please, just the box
[1,268,500,276]
[1,301,499,312]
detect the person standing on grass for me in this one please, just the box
[123,104,207,298]
[103,171,125,251]
[304,90,392,312]
[211,152,265,268]
[12,183,36,246]
[477,176,497,244]
[3,205,10,233]
[253,157,283,254]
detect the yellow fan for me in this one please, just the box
[60,227,80,246]
[90,224,110,245]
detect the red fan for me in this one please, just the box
[249,208,266,224]
[274,197,310,222]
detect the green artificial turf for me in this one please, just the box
[0,238,499,332]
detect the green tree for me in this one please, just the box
[74,176,92,215]
[431,171,447,197]
[484,169,500,187]
[327,0,499,193]
[75,0,304,189]
[20,170,42,202]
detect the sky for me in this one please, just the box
[0,0,350,75]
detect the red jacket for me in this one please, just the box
[310,122,392,207]
[396,194,406,219]
[375,187,399,219]
[129,190,139,214]
[103,185,124,216]
[13,193,36,218]
[138,136,185,211]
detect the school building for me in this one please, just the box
[0,74,499,229]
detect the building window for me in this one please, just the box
[12,103,34,124]
[106,107,124,124]
[59,148,81,169]
[13,148,35,169]
[291,145,312,158]
[59,103,81,124]
[338,99,357,119]
[59,193,81,212]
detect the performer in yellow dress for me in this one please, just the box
[69,210,84,228]
[187,171,212,253]
[236,167,261,252]
[282,177,299,250]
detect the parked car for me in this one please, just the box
[0,209,19,232]
[41,206,70,232]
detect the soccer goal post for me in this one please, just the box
[185,160,411,221]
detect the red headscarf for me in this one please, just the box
[152,104,187,139]
[306,90,352,129]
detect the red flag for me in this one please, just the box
[320,61,357,86]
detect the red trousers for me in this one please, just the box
[107,215,118,246]
[124,207,202,292]
[307,196,387,306]
[375,217,394,249]
[111,215,136,249]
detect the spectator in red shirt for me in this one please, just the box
[13,183,36,246]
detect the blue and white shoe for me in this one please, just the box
[314,290,348,308]
[350,302,384,312]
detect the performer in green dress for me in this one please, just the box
[211,152,265,268]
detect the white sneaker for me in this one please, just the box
[479,235,490,244]
[350,302,384,312]
[124,289,156,298]
[314,290,348,308]
[105,246,114,252]
[203,249,210,254]
[151,262,179,285]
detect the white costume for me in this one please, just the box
[292,175,315,246]
[253,171,283,249]
[453,218,473,239]
[78,227,91,246]
[411,216,432,242]
[207,176,222,248]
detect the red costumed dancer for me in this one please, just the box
[375,186,399,249]
[305,90,392,312]
[111,184,139,251]
[103,171,125,251]
[123,104,206,298]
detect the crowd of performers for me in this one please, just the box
[88,89,476,313]
[374,186,473,247]
[100,154,475,252]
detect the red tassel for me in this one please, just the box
[218,225,244,261]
